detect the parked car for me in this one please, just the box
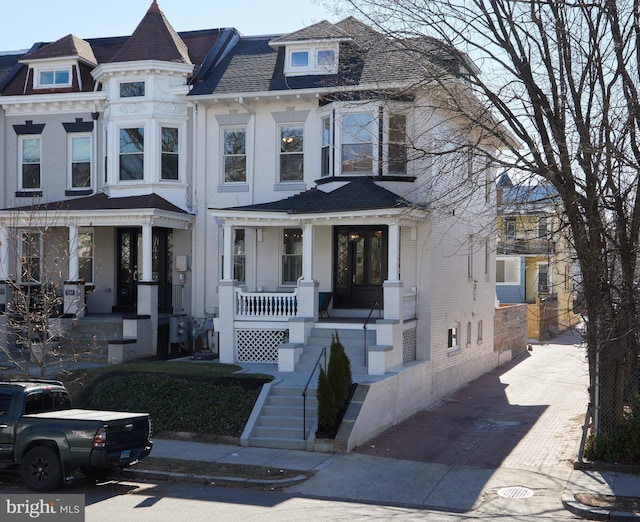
[0,379,152,491]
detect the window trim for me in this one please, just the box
[68,133,92,190]
[447,323,460,354]
[281,227,303,286]
[19,135,41,191]
[221,125,248,184]
[284,44,339,76]
[35,67,72,88]
[118,126,145,182]
[160,126,180,181]
[278,123,304,182]
[119,81,146,98]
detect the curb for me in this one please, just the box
[121,468,309,489]
[562,493,640,521]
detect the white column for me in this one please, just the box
[68,225,79,281]
[302,222,314,281]
[222,223,234,280]
[388,223,400,282]
[141,224,153,281]
[0,225,10,280]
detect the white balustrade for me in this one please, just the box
[235,288,298,321]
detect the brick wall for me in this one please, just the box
[494,303,528,357]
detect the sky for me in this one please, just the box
[0,0,340,53]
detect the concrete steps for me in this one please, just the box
[295,327,374,374]
[56,316,123,363]
[247,384,317,450]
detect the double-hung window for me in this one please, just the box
[78,230,94,284]
[341,113,374,174]
[234,229,246,282]
[223,127,247,183]
[279,125,303,181]
[282,228,303,284]
[20,137,41,190]
[70,135,91,188]
[387,114,407,175]
[161,127,179,180]
[119,128,144,180]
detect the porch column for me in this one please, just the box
[0,225,9,314]
[222,223,234,280]
[388,223,400,282]
[141,224,153,282]
[302,222,314,281]
[63,225,85,317]
[137,224,158,355]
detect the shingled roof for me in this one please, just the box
[109,0,191,64]
[4,192,189,214]
[217,177,412,214]
[22,34,97,66]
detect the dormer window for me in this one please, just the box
[284,44,339,76]
[36,67,71,88]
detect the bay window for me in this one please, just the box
[119,128,144,180]
[161,127,179,180]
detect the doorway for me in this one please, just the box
[333,226,387,309]
[114,228,173,313]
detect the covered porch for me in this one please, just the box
[211,178,426,376]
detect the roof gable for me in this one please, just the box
[21,34,97,66]
[109,1,191,64]
[269,20,350,45]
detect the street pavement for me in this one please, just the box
[133,327,640,519]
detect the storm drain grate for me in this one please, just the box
[497,486,534,499]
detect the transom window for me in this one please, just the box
[223,127,247,183]
[38,68,71,87]
[70,135,91,188]
[20,137,41,190]
[279,125,304,181]
[161,127,179,180]
[119,128,144,181]
[120,81,145,98]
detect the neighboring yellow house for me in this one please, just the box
[496,174,580,340]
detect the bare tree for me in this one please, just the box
[330,0,640,438]
[0,208,88,378]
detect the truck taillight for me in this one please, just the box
[93,426,107,448]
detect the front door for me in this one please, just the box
[115,228,173,313]
[333,226,387,309]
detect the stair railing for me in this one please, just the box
[362,292,383,367]
[302,346,327,440]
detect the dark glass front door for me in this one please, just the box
[115,228,173,313]
[333,226,387,309]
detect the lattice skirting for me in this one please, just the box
[236,329,288,363]
[403,327,417,362]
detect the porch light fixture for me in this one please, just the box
[348,232,360,241]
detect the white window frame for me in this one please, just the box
[285,44,339,76]
[160,126,180,181]
[281,228,303,286]
[35,67,71,88]
[68,133,92,190]
[477,320,484,342]
[339,111,375,175]
[221,126,247,184]
[278,123,304,182]
[119,80,146,98]
[19,136,41,191]
[386,112,408,175]
[118,126,145,181]
[466,321,472,346]
[447,323,460,354]
[537,262,551,293]
[496,256,521,285]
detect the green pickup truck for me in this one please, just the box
[0,379,152,491]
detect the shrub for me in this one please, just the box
[328,331,352,411]
[316,366,337,430]
[584,401,640,464]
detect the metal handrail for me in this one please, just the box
[363,292,382,367]
[302,346,327,440]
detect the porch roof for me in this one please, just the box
[210,177,424,225]
[0,193,194,229]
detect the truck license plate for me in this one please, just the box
[120,449,131,460]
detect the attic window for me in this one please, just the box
[120,81,145,98]
[37,68,71,88]
[285,44,339,76]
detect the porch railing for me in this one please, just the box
[234,288,298,321]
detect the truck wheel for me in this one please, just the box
[20,446,63,492]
